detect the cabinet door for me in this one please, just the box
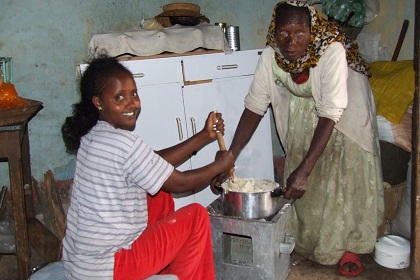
[132,82,195,209]
[133,83,187,152]
[182,76,274,207]
[182,81,222,207]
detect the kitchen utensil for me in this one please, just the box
[213,112,234,181]
[221,178,285,219]
[375,235,410,269]
[163,3,200,13]
[155,2,209,28]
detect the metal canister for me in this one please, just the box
[226,25,240,51]
[215,22,227,34]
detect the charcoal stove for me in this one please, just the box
[207,197,294,280]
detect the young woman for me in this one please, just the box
[61,55,234,279]
[213,1,384,276]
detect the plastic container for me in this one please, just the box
[374,235,410,269]
[0,57,13,83]
[215,22,227,34]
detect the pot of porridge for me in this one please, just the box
[221,178,284,219]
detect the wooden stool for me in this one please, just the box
[0,99,42,280]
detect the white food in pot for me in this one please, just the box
[221,178,278,193]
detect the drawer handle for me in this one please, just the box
[133,73,145,78]
[176,117,183,141]
[190,117,197,135]
[216,64,238,70]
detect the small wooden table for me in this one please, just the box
[0,99,43,280]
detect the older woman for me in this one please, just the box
[214,0,384,276]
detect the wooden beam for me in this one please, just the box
[412,0,420,278]
[27,217,61,263]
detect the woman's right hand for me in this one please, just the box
[202,111,225,141]
[210,151,234,193]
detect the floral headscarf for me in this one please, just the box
[266,0,371,76]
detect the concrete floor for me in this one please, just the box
[0,249,414,280]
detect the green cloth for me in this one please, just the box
[281,74,384,265]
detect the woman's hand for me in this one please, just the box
[283,165,309,200]
[214,150,235,177]
[283,117,336,200]
[211,172,229,189]
[210,172,231,194]
[203,111,225,140]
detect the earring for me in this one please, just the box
[98,106,102,110]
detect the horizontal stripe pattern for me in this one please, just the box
[62,121,173,279]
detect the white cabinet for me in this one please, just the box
[132,83,196,208]
[183,77,274,207]
[122,50,274,209]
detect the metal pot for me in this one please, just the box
[221,178,284,219]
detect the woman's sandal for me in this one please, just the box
[337,252,363,277]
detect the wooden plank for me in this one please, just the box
[41,171,67,241]
[27,217,61,263]
[413,1,420,278]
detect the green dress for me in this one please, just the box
[276,71,384,265]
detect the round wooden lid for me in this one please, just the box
[162,3,200,13]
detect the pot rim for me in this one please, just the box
[222,188,280,194]
[221,178,279,194]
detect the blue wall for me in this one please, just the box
[0,0,415,184]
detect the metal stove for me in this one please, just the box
[207,197,294,280]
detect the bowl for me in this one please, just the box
[169,16,201,26]
[374,235,410,269]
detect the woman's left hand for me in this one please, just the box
[203,111,225,139]
[283,166,309,200]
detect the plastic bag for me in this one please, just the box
[356,32,381,62]
[322,0,366,28]
[364,0,380,23]
[311,0,380,25]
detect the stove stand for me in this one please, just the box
[208,197,294,280]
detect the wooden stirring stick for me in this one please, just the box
[213,112,235,182]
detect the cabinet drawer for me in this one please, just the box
[182,49,261,82]
[121,57,182,86]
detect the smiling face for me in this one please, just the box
[92,72,140,131]
[275,10,311,61]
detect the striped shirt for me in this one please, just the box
[62,121,174,279]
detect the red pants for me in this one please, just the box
[114,191,215,280]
